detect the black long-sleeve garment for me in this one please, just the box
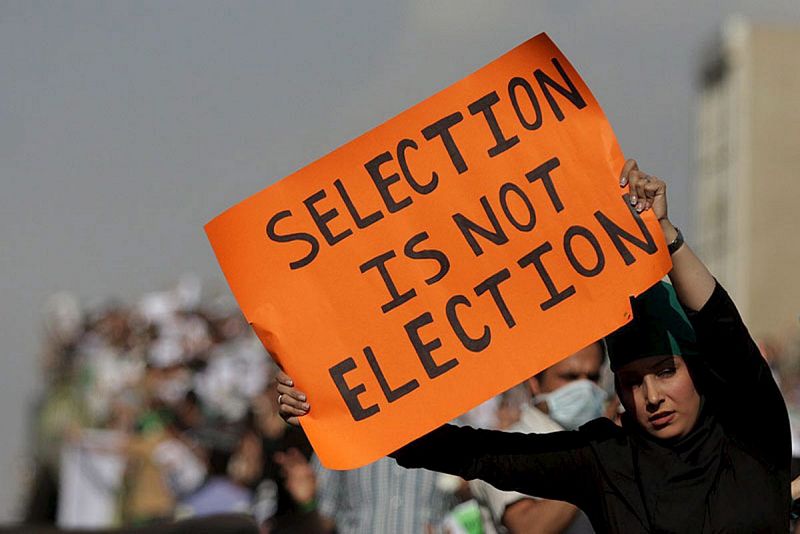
[392,283,791,533]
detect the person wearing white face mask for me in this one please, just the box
[528,345,607,432]
[468,343,605,534]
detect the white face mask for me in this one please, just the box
[535,379,607,430]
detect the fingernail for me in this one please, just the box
[287,380,293,387]
[299,394,306,402]
[620,177,627,186]
[636,202,644,212]
[630,195,637,205]
[303,403,310,410]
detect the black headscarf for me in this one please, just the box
[604,282,725,533]
[606,282,698,372]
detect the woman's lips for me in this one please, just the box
[649,411,675,427]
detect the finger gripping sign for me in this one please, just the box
[206,33,671,469]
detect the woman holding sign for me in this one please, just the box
[278,161,792,533]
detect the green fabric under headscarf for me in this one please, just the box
[606,281,698,371]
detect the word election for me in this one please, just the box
[266,57,587,270]
[330,157,658,422]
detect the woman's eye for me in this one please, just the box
[657,367,676,378]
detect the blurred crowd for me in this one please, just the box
[18,275,800,533]
[23,276,317,532]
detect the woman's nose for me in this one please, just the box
[642,375,663,408]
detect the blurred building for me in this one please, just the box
[695,17,800,339]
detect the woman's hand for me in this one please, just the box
[620,158,679,252]
[276,370,310,426]
[619,159,669,222]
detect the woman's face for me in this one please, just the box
[615,354,701,440]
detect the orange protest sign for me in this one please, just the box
[206,33,671,469]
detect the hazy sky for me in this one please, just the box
[1,0,798,521]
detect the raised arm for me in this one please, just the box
[620,159,715,311]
